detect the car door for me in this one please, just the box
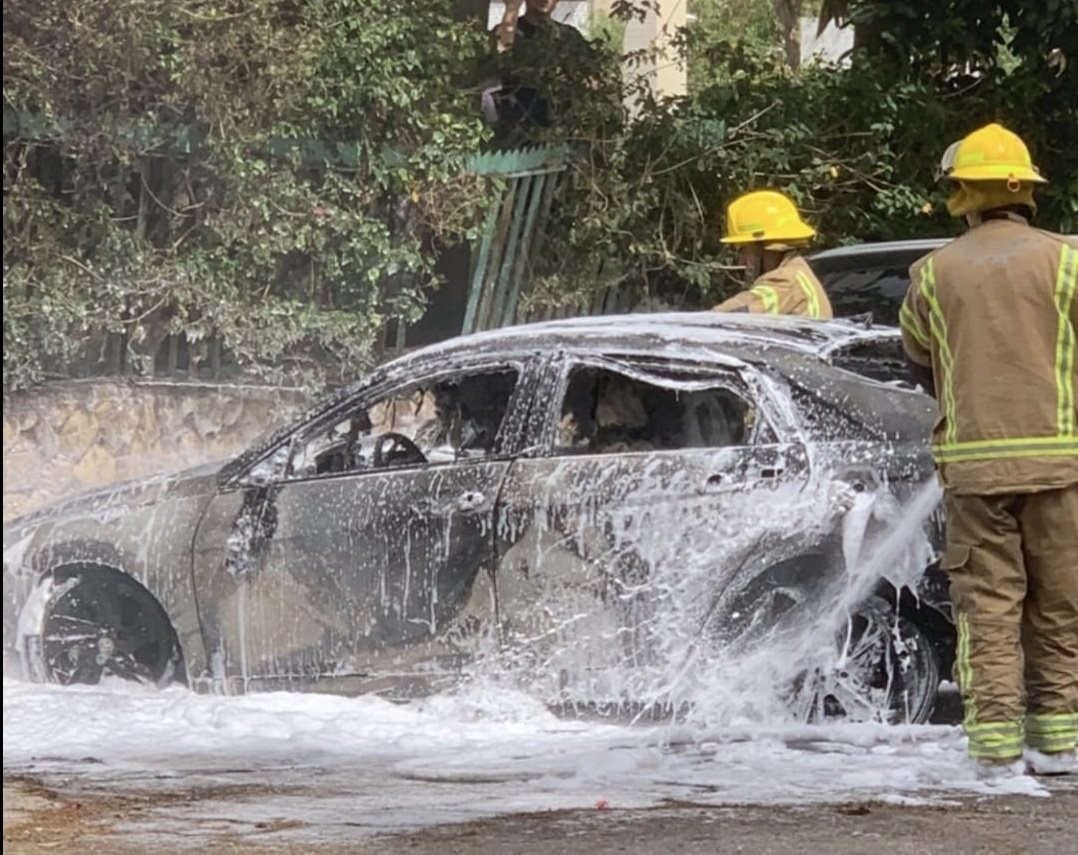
[491,354,836,702]
[190,357,535,693]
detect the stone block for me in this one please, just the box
[15,410,40,433]
[2,447,47,493]
[220,398,246,428]
[31,418,60,461]
[58,406,101,458]
[72,445,117,486]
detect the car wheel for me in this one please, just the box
[784,595,940,725]
[26,568,181,686]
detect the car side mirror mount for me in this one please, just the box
[233,440,296,490]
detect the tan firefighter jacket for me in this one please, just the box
[714,253,834,319]
[900,213,1078,494]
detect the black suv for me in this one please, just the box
[807,239,950,325]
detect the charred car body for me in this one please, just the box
[3,314,954,722]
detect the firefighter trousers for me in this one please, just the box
[942,483,1078,761]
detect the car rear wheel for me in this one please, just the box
[783,595,939,724]
[26,568,181,686]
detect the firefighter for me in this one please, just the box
[900,123,1078,777]
[713,190,833,319]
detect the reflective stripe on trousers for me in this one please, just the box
[1026,712,1078,754]
[956,612,1025,760]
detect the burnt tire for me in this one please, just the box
[784,596,940,725]
[27,568,181,687]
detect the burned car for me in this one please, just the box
[3,314,954,723]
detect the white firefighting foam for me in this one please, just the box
[2,674,1052,844]
[3,482,1058,843]
[473,472,943,730]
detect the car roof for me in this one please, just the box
[391,312,896,374]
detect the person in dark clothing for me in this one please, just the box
[481,1,597,139]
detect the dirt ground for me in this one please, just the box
[4,776,1076,855]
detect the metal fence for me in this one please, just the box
[461,144,569,335]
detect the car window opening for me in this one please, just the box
[557,367,754,455]
[829,340,913,386]
[288,369,519,477]
[816,267,910,326]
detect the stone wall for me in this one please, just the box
[3,380,310,522]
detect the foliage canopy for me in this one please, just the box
[4,0,1077,389]
[535,0,1078,311]
[4,0,491,389]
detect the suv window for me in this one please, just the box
[815,266,911,324]
[286,368,519,478]
[556,366,757,455]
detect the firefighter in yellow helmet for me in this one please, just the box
[713,190,833,319]
[900,123,1078,778]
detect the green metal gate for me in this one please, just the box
[461,144,569,335]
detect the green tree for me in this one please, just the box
[534,0,1078,314]
[3,0,492,390]
[686,0,783,92]
[817,0,1078,226]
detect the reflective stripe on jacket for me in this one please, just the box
[900,214,1078,494]
[715,253,833,319]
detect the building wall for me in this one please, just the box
[615,0,687,103]
[800,16,855,66]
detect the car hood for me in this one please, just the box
[3,460,226,542]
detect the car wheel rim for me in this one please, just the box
[42,575,172,686]
[787,605,920,724]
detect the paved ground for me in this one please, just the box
[5,776,1076,855]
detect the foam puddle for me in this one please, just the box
[3,677,1057,846]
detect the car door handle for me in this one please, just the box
[455,491,486,513]
[700,473,731,493]
[702,467,783,492]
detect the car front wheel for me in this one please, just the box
[23,567,182,687]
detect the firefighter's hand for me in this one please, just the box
[494,0,525,53]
